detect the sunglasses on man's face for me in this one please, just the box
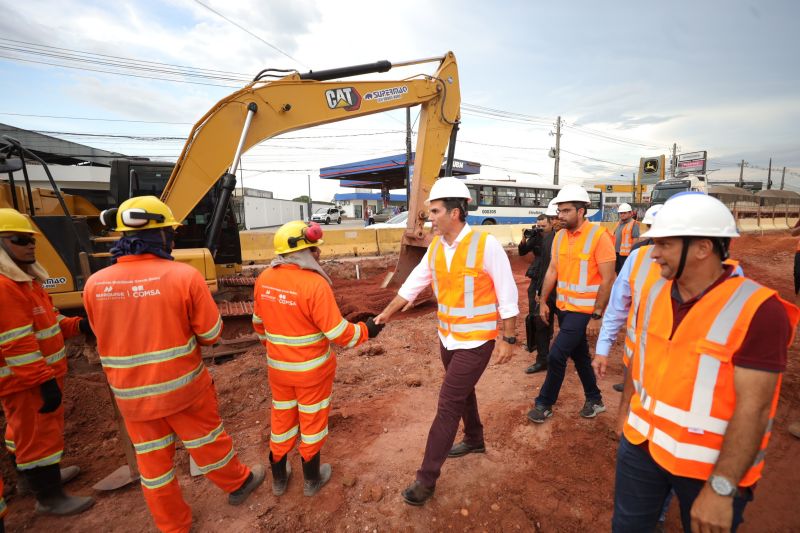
[4,235,36,246]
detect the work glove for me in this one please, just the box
[38,378,62,414]
[78,317,94,338]
[365,317,385,339]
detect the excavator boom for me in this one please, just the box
[161,52,461,284]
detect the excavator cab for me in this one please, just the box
[0,136,109,308]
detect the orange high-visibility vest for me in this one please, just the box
[624,275,799,486]
[553,221,610,314]
[84,254,223,422]
[252,264,368,386]
[623,250,742,367]
[430,231,499,342]
[614,219,637,256]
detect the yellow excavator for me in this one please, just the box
[0,52,461,311]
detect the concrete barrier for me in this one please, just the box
[240,231,276,262]
[375,228,407,255]
[315,228,379,258]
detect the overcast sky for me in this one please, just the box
[1,0,799,200]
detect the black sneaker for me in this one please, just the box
[526,404,553,424]
[579,400,606,419]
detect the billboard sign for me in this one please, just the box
[676,151,707,176]
[638,155,666,184]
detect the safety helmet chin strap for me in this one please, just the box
[675,236,730,280]
[675,237,692,280]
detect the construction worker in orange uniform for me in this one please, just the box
[612,193,799,533]
[0,208,93,516]
[375,177,519,506]
[613,202,640,274]
[252,220,383,497]
[84,197,264,533]
[528,184,616,423]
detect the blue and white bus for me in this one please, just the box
[463,179,604,225]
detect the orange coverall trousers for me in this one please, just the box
[269,375,333,462]
[124,384,250,533]
[2,376,65,470]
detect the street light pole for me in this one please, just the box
[307,174,312,221]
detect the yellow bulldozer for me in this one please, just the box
[0,52,462,314]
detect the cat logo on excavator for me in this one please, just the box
[325,87,361,111]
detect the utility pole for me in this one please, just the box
[631,173,636,204]
[552,116,562,185]
[767,157,773,190]
[405,107,412,210]
[670,143,677,178]
[781,166,786,190]
[738,160,745,187]
[307,174,312,221]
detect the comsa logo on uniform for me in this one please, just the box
[325,87,361,111]
[132,284,161,298]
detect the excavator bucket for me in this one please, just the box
[383,242,427,288]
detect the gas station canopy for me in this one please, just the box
[320,153,480,189]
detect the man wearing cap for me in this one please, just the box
[84,196,265,533]
[0,208,94,516]
[614,203,640,274]
[611,193,798,533]
[252,220,383,498]
[528,184,616,424]
[375,177,519,506]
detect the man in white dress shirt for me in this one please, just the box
[375,177,519,506]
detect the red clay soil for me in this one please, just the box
[2,233,799,532]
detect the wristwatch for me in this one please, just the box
[590,312,603,320]
[709,475,737,497]
[502,336,517,345]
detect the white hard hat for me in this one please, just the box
[553,183,590,204]
[641,193,739,239]
[545,199,558,217]
[427,177,471,203]
[641,204,662,225]
[617,203,632,213]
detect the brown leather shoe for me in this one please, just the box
[448,441,486,458]
[401,481,434,506]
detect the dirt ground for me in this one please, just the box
[2,233,800,532]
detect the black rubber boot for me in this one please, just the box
[301,452,331,497]
[25,464,94,516]
[269,452,292,496]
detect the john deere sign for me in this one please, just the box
[638,155,665,184]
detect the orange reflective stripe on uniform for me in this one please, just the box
[0,323,34,345]
[267,348,331,372]
[133,433,176,454]
[301,427,329,445]
[197,317,222,342]
[16,449,63,470]
[110,362,205,400]
[5,350,45,367]
[100,337,198,368]
[625,275,797,485]
[271,424,299,443]
[140,467,175,490]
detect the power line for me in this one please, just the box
[559,148,638,169]
[191,0,306,68]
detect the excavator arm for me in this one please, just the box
[160,52,461,284]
